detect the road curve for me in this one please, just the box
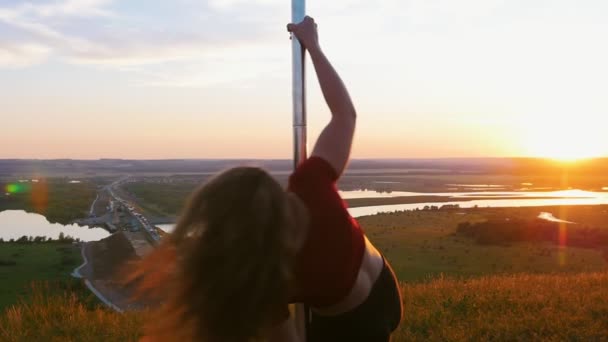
[71,242,124,313]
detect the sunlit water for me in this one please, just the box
[157,224,175,233]
[0,210,110,241]
[349,196,608,217]
[338,189,607,199]
[158,189,608,233]
[538,212,577,224]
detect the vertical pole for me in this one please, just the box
[291,3,309,336]
[292,0,307,168]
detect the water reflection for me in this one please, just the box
[158,189,608,233]
[0,210,110,241]
[157,224,175,233]
[348,197,608,217]
[538,212,577,224]
[339,189,606,200]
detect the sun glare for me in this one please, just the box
[520,116,604,162]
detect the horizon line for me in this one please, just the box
[2,156,607,162]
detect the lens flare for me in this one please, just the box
[558,206,569,266]
[31,179,48,213]
[6,184,23,193]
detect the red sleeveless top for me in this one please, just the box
[287,156,366,307]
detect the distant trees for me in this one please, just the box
[420,204,461,211]
[457,219,608,249]
[0,233,80,244]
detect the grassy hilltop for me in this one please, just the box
[2,205,608,341]
[2,272,607,341]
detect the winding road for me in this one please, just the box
[71,242,124,313]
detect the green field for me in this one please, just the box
[0,243,83,310]
[361,206,608,282]
[121,182,189,219]
[0,180,97,225]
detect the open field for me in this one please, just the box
[121,182,190,219]
[0,243,83,310]
[0,180,98,225]
[361,205,608,282]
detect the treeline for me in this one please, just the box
[457,219,608,249]
[0,232,80,244]
[0,180,96,224]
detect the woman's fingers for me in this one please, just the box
[287,16,319,49]
[288,16,316,33]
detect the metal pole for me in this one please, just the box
[292,0,307,168]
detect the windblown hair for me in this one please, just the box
[131,167,297,341]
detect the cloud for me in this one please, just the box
[67,43,213,66]
[0,42,50,67]
[2,0,606,94]
[0,0,285,70]
[207,0,281,10]
[4,0,114,19]
[30,0,114,18]
[0,0,115,67]
[127,42,288,88]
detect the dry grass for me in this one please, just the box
[3,272,608,341]
[0,283,145,342]
[396,272,608,341]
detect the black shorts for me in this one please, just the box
[306,258,403,341]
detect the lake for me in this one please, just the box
[0,210,110,242]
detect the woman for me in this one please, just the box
[135,16,402,342]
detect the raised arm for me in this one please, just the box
[288,16,356,177]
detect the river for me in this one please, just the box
[4,189,605,237]
[157,189,608,233]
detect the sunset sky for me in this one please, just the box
[1,0,607,159]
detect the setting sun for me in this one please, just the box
[519,114,605,162]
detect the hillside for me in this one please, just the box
[395,272,608,341]
[2,272,607,341]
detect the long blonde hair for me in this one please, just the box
[132,167,296,341]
